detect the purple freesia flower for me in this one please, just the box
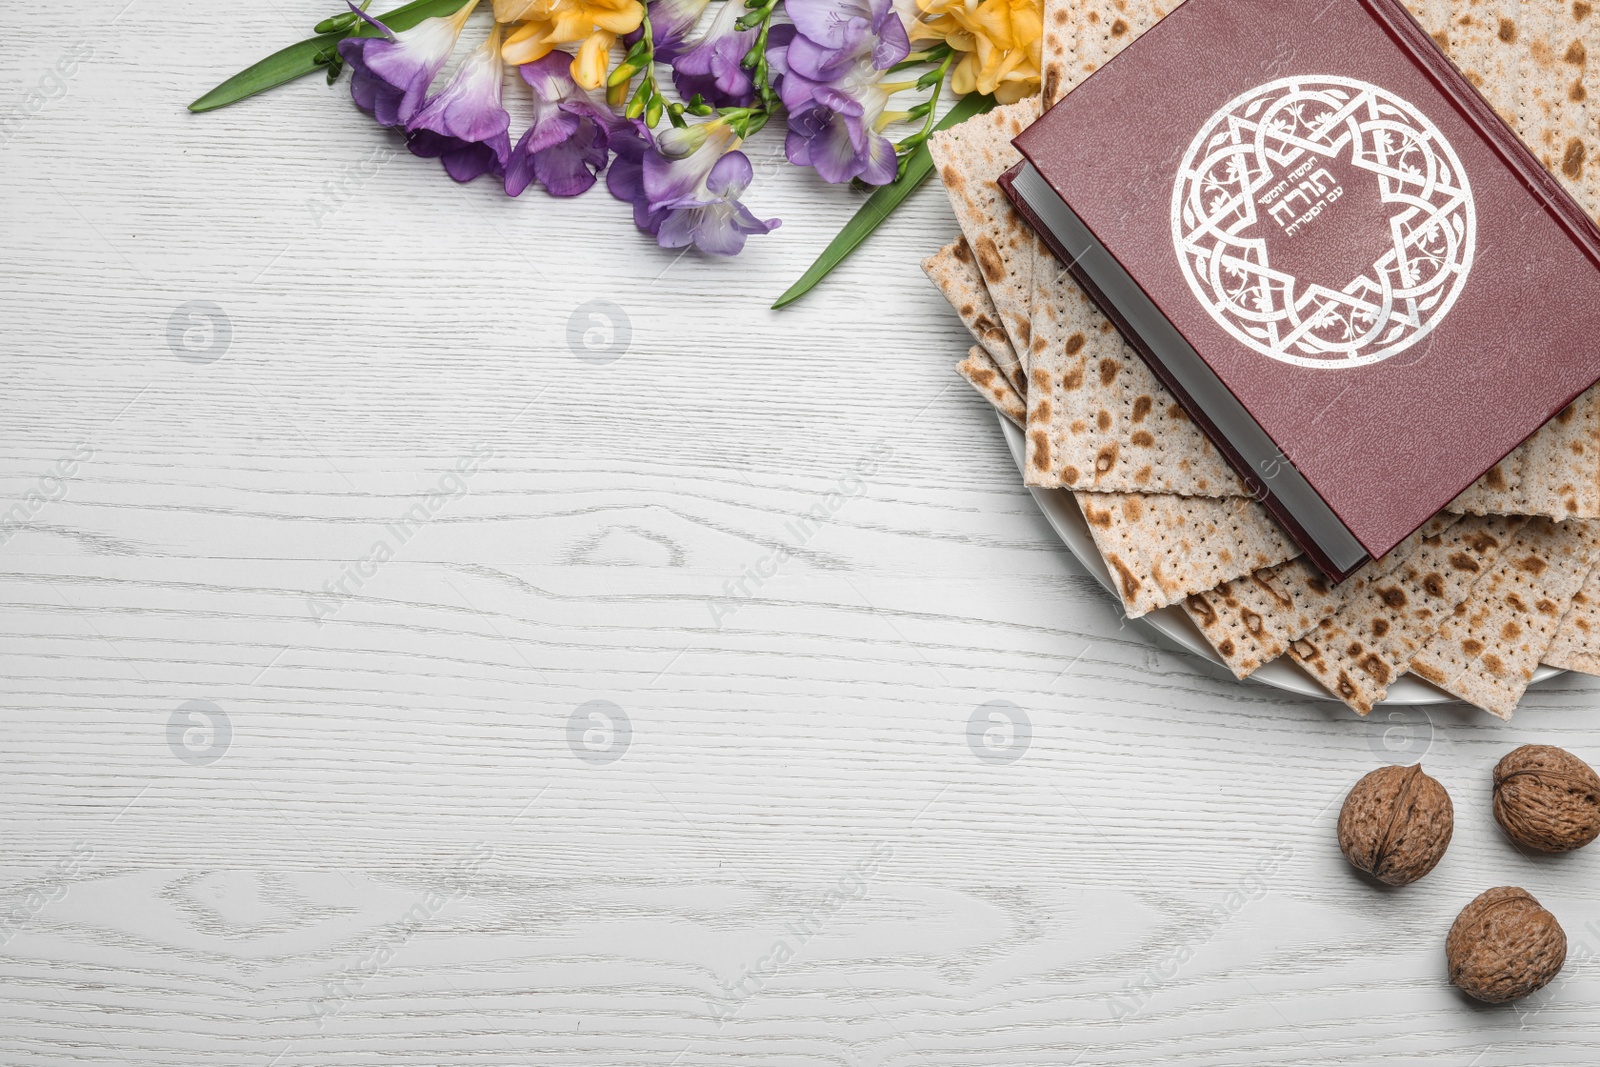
[504,53,619,197]
[406,24,511,182]
[607,121,779,255]
[627,0,712,62]
[655,149,778,254]
[604,119,660,231]
[337,0,479,128]
[669,0,758,108]
[784,0,910,71]
[772,0,910,185]
[778,47,900,184]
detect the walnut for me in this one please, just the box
[1336,763,1453,885]
[1447,886,1567,1003]
[1493,745,1600,853]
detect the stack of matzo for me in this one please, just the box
[927,0,1600,719]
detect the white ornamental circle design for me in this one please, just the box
[1170,75,1475,369]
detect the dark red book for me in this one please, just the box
[1002,0,1600,580]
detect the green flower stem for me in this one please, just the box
[893,48,956,172]
[739,0,782,116]
[189,0,473,112]
[886,43,950,75]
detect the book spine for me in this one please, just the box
[1358,0,1600,269]
[998,166,1356,582]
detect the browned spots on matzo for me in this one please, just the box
[1502,621,1523,641]
[1131,395,1153,422]
[1580,0,1594,19]
[1485,465,1508,490]
[1065,332,1086,355]
[1499,17,1517,42]
[1463,638,1484,655]
[1131,431,1154,447]
[1517,554,1550,575]
[1109,555,1141,599]
[1029,431,1051,470]
[1423,573,1445,596]
[1537,598,1560,615]
[1096,410,1111,430]
[1111,18,1128,35]
[1565,138,1588,179]
[1082,501,1112,528]
[1095,443,1119,473]
[1571,77,1587,101]
[1360,655,1391,684]
[973,236,1004,284]
[1568,39,1588,64]
[1042,69,1059,103]
[1413,660,1445,683]
[1098,359,1119,385]
[941,165,963,190]
[1431,30,1449,50]
[1061,367,1083,390]
[1379,586,1408,609]
[1122,497,1143,522]
[1062,465,1080,484]
[1030,399,1052,424]
[1483,652,1506,674]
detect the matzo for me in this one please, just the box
[1411,518,1600,718]
[1076,491,1298,618]
[1184,515,1461,679]
[1543,562,1600,675]
[1289,516,1526,714]
[957,345,1026,427]
[923,238,1018,379]
[929,100,1041,382]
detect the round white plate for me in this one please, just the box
[997,412,1564,703]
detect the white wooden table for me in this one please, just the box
[7,3,1600,1062]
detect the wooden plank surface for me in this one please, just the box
[5,2,1600,1062]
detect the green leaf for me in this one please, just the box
[772,92,997,310]
[188,0,474,113]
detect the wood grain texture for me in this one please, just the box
[7,2,1600,1063]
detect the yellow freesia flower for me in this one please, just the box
[495,0,644,89]
[913,0,1042,104]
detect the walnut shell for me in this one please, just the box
[1447,886,1566,1003]
[1492,745,1600,853]
[1336,763,1453,885]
